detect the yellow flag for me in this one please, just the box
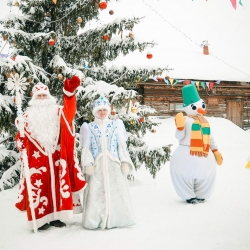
[52,0,57,4]
[169,78,174,85]
[245,162,250,169]
[196,81,200,90]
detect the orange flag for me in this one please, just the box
[52,0,57,4]
[209,82,214,90]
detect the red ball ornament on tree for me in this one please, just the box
[99,0,107,10]
[146,52,153,59]
[139,117,144,123]
[48,39,55,46]
[103,34,109,41]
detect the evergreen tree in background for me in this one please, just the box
[0,0,171,190]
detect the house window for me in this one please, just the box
[169,103,184,111]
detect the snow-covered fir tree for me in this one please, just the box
[0,0,171,190]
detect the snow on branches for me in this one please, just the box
[84,65,170,86]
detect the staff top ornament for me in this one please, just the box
[6,73,29,95]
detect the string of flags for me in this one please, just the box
[152,76,220,90]
[230,0,243,10]
[191,0,244,9]
[192,0,243,10]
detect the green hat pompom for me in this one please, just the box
[182,85,200,107]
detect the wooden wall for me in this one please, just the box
[136,80,250,130]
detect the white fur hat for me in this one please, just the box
[92,96,111,117]
[28,82,56,106]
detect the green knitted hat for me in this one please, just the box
[182,84,200,107]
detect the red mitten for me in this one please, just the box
[16,133,27,151]
[63,76,81,96]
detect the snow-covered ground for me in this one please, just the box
[1,116,250,250]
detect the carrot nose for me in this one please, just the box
[197,108,207,114]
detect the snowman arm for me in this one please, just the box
[210,132,218,151]
[175,127,186,140]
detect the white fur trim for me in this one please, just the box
[73,205,83,214]
[32,89,50,98]
[48,153,57,213]
[92,104,111,117]
[27,210,73,229]
[63,88,74,97]
[61,110,75,136]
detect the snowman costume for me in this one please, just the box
[170,85,223,204]
[80,96,135,229]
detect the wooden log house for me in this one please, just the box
[134,79,250,130]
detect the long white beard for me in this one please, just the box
[26,98,60,152]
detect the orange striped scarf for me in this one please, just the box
[188,115,210,157]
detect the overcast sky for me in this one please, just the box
[1,0,250,81]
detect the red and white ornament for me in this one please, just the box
[146,51,153,59]
[99,0,107,9]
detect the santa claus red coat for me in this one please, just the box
[15,76,87,229]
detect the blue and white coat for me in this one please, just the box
[80,117,135,229]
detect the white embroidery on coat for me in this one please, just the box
[55,159,70,199]
[32,151,40,159]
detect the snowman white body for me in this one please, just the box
[170,99,218,200]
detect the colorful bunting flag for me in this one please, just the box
[200,82,205,89]
[163,78,169,85]
[149,76,158,82]
[172,80,179,87]
[230,0,237,9]
[156,77,219,90]
[209,82,214,90]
